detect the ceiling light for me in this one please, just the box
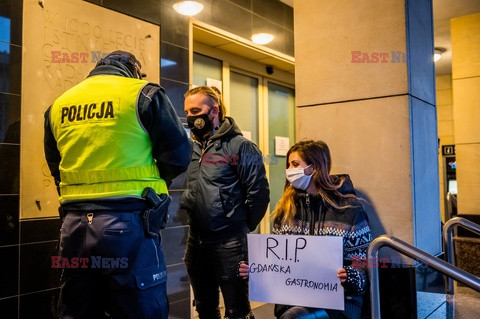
[173,1,204,16]
[251,33,274,45]
[434,47,446,63]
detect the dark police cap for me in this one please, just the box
[96,50,144,79]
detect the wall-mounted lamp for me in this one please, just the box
[173,1,204,16]
[251,33,274,45]
[434,47,446,62]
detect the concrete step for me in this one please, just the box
[417,287,480,319]
[252,288,480,319]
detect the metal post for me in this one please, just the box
[368,239,382,319]
[443,217,480,295]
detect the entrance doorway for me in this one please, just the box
[191,22,295,233]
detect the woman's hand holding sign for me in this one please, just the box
[337,268,347,283]
[238,262,250,279]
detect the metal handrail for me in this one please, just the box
[443,217,480,294]
[445,192,457,221]
[447,192,457,207]
[368,235,480,319]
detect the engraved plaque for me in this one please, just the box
[21,0,160,218]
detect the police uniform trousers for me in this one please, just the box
[57,210,168,319]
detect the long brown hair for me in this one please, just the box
[272,140,361,224]
[184,86,226,122]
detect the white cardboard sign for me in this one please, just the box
[247,234,344,310]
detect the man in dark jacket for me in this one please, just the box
[181,86,270,319]
[44,50,191,319]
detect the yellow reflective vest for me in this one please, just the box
[49,75,168,203]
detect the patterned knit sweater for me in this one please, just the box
[272,174,372,295]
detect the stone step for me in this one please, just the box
[417,287,480,319]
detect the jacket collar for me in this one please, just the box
[207,116,242,141]
[87,64,134,78]
[295,174,355,199]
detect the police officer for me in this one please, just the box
[44,50,191,319]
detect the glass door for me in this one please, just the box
[265,81,295,231]
[193,52,295,234]
[193,52,222,87]
[229,70,260,144]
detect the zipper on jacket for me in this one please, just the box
[194,140,215,203]
[198,140,215,163]
[189,140,205,206]
[196,140,204,163]
[318,200,325,235]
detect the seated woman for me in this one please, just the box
[239,140,372,319]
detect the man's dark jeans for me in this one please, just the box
[184,233,251,319]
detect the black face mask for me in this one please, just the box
[187,111,213,140]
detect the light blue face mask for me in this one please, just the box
[286,165,313,190]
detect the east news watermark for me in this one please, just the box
[351,51,408,63]
[351,256,430,268]
[50,50,129,64]
[201,153,278,166]
[51,256,128,269]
